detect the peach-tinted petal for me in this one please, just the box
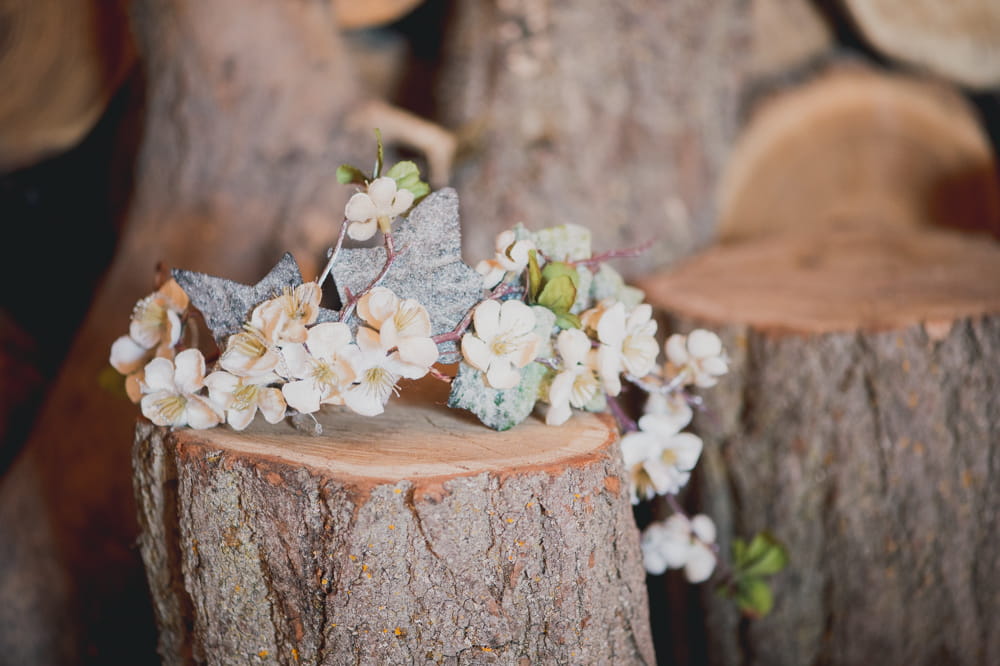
[347,218,378,241]
[389,187,414,216]
[396,336,439,369]
[499,300,535,336]
[226,405,256,431]
[357,287,399,329]
[556,329,590,367]
[512,334,539,368]
[461,334,490,371]
[110,335,151,374]
[367,177,398,209]
[665,334,689,366]
[307,322,353,361]
[258,388,287,423]
[596,302,626,346]
[125,372,144,403]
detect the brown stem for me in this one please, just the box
[571,239,654,268]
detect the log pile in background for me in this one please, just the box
[133,390,655,665]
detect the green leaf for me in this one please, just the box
[373,128,384,178]
[738,533,788,578]
[386,160,430,203]
[554,311,581,330]
[541,261,580,288]
[527,250,542,302]
[537,275,577,314]
[737,577,774,618]
[336,164,367,185]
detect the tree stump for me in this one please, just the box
[133,387,656,665]
[639,228,1000,665]
[717,65,1000,243]
[436,0,750,277]
[843,0,1000,90]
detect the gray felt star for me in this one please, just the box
[332,188,484,350]
[173,252,338,346]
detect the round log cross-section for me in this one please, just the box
[132,390,655,665]
[640,228,1000,665]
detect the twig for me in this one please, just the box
[606,394,638,433]
[571,239,654,268]
[316,219,350,288]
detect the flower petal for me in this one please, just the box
[307,322,353,361]
[390,187,414,216]
[143,357,176,393]
[486,359,520,389]
[173,349,207,394]
[226,406,256,431]
[347,218,378,241]
[357,287,399,329]
[499,300,536,336]
[396,336,439,369]
[110,335,152,374]
[343,385,386,417]
[557,329,591,367]
[257,387,287,423]
[684,543,716,583]
[186,395,223,429]
[665,334,689,366]
[472,299,501,340]
[690,514,717,544]
[461,334,490,372]
[367,176,398,209]
[344,192,377,223]
[282,379,321,414]
[596,302,626,346]
[669,433,703,471]
[688,329,722,359]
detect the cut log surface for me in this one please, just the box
[640,228,1000,665]
[133,389,656,665]
[718,65,1000,243]
[844,0,1000,89]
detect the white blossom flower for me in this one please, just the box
[219,323,283,378]
[110,279,189,402]
[546,328,600,426]
[358,288,439,374]
[582,300,658,396]
[139,349,222,429]
[475,229,536,288]
[342,327,426,416]
[643,390,693,429]
[665,329,728,388]
[461,299,540,389]
[620,413,702,504]
[641,513,717,582]
[253,282,322,344]
[344,176,415,241]
[205,370,286,430]
[280,322,357,414]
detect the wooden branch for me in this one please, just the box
[844,0,1000,89]
[640,227,1000,664]
[133,391,656,664]
[718,65,1000,243]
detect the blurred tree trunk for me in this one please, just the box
[438,0,751,278]
[0,1,372,662]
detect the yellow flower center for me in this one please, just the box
[232,325,270,358]
[134,298,167,329]
[232,383,258,411]
[661,448,678,467]
[362,366,397,403]
[490,333,520,357]
[281,286,310,321]
[153,394,187,423]
[311,360,341,390]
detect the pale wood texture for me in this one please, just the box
[718,65,1000,243]
[0,0,135,170]
[749,0,833,79]
[844,0,1000,89]
[331,0,423,30]
[437,0,750,278]
[133,395,656,665]
[0,1,375,661]
[640,228,1000,665]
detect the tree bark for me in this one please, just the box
[640,228,1000,665]
[133,395,655,665]
[717,64,1000,243]
[437,0,750,278]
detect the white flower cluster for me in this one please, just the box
[641,513,718,583]
[115,282,440,430]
